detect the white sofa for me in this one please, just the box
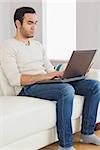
[0,64,100,150]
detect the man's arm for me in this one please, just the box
[20,71,63,86]
[1,43,63,86]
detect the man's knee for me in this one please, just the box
[57,83,75,97]
[91,80,100,95]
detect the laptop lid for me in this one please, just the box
[63,50,97,79]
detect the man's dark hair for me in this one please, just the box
[14,7,36,27]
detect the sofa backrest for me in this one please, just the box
[0,44,15,96]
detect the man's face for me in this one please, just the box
[20,13,38,38]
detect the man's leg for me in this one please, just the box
[18,83,75,149]
[70,79,100,145]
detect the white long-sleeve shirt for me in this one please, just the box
[1,38,55,95]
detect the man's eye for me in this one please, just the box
[28,22,32,25]
[28,21,38,25]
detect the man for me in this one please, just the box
[1,7,100,150]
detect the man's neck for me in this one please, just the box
[15,34,30,45]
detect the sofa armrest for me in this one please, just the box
[86,68,100,81]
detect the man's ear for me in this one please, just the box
[15,20,21,29]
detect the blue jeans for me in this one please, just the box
[18,79,100,148]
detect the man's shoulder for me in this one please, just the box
[2,38,18,53]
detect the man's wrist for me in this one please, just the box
[36,74,47,81]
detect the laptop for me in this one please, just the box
[37,50,97,84]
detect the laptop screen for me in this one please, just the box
[63,50,97,79]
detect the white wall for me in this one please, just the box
[0,0,11,41]
[97,1,100,69]
[76,0,100,69]
[0,0,42,42]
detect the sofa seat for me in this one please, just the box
[0,95,84,147]
[0,96,56,147]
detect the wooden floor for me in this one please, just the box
[41,130,100,150]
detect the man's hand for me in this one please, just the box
[21,71,64,86]
[44,71,64,80]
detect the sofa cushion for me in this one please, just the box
[0,95,84,146]
[0,66,15,96]
[0,96,56,146]
[73,95,84,119]
[0,44,15,96]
